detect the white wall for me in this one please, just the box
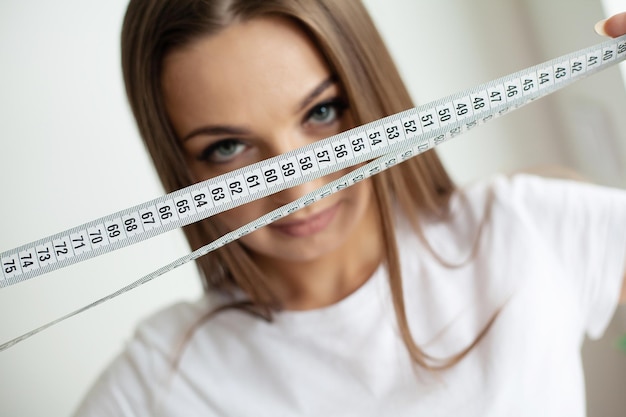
[0,1,624,416]
[0,2,204,416]
[363,0,626,187]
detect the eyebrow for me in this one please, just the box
[297,76,336,112]
[182,125,251,142]
[181,75,337,142]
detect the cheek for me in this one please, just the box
[343,178,376,215]
[215,199,268,231]
[214,200,276,256]
[183,154,207,184]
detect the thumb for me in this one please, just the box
[595,11,626,37]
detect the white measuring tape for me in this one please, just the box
[1,34,625,351]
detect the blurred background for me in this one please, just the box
[0,0,624,416]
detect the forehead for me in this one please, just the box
[161,16,332,129]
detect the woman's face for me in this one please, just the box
[161,16,380,266]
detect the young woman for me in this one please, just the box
[75,2,626,416]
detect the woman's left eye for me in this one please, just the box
[305,98,348,126]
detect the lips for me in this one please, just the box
[269,203,340,238]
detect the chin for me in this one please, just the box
[244,229,347,263]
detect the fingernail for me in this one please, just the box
[594,18,608,36]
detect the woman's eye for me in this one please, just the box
[198,139,247,164]
[305,98,348,126]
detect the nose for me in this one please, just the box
[272,174,327,206]
[266,132,329,206]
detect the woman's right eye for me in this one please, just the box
[197,139,248,164]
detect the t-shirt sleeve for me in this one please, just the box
[72,301,205,417]
[72,346,153,417]
[499,174,626,340]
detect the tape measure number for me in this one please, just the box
[1,34,626,289]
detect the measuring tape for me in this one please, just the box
[1,34,625,351]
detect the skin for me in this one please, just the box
[161,16,383,310]
[596,11,626,38]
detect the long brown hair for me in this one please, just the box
[121,0,489,370]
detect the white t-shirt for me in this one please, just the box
[74,174,626,417]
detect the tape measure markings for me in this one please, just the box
[1,34,625,288]
[1,34,625,351]
[0,141,440,351]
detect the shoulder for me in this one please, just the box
[460,173,626,296]
[459,172,576,205]
[133,297,212,351]
[411,173,625,263]
[74,297,214,416]
[457,172,625,219]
